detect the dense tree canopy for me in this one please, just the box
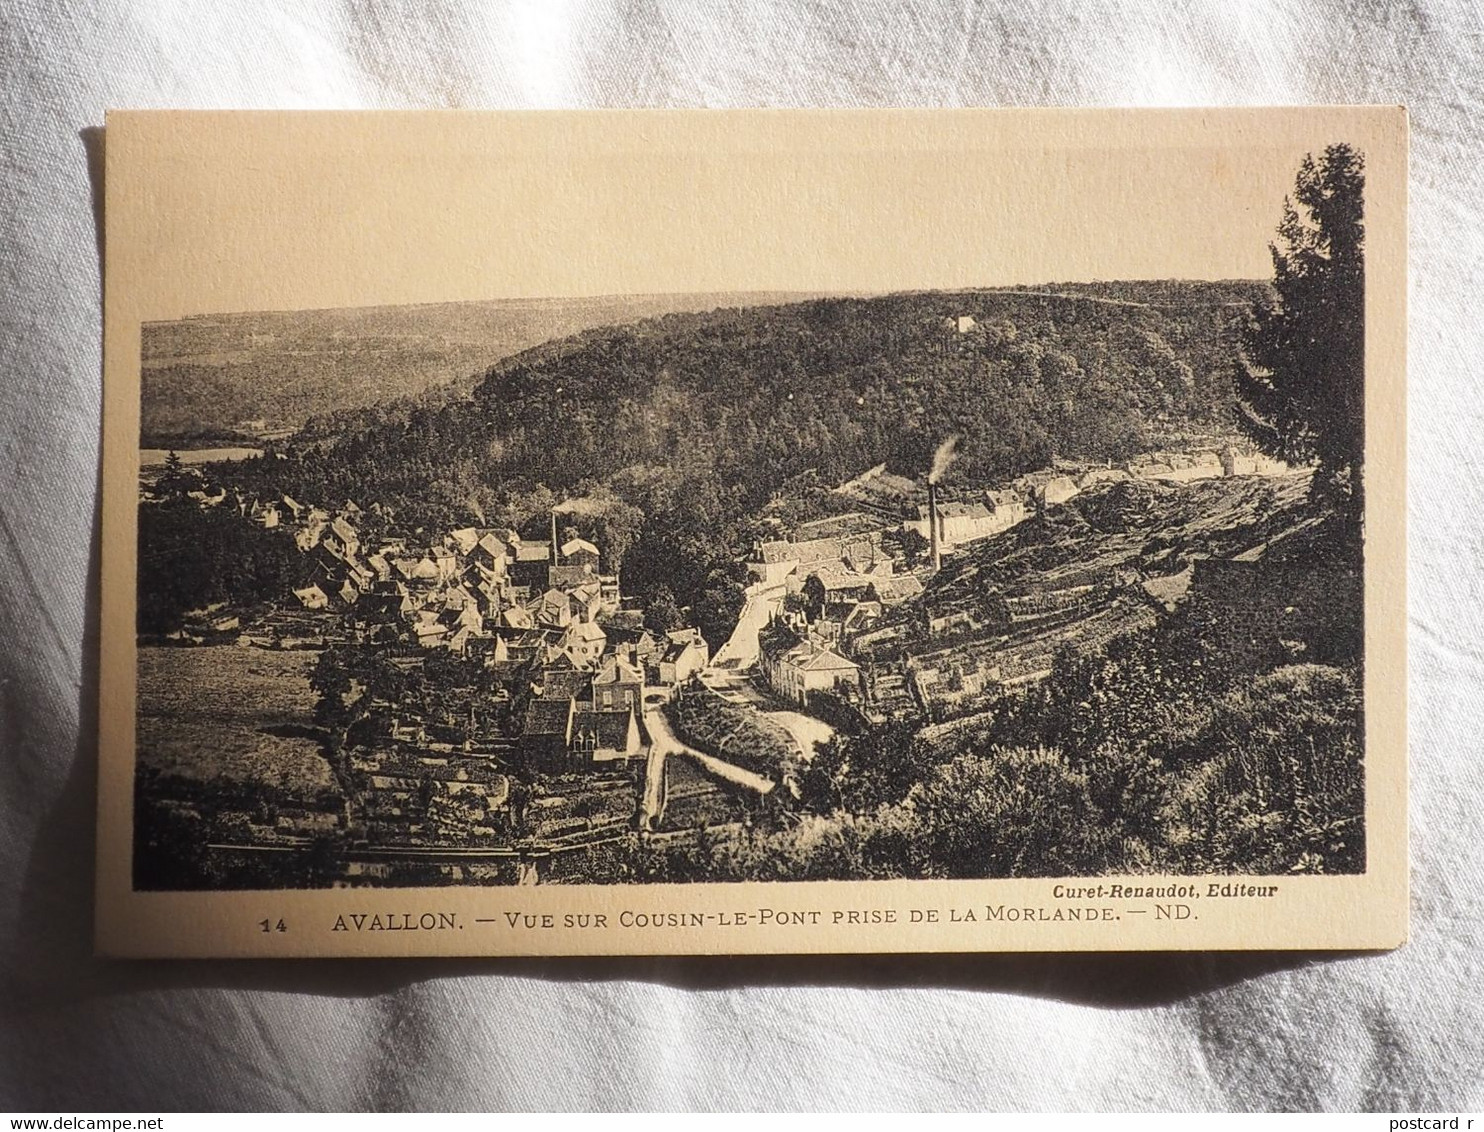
[137,500,308,635]
[1235,144,1366,494]
[192,285,1261,638]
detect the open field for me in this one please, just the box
[136,645,336,804]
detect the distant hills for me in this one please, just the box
[208,280,1276,527]
[457,280,1269,502]
[185,280,1270,642]
[139,292,841,447]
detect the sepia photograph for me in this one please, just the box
[98,109,1406,955]
[17,0,1484,1109]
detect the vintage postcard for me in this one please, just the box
[96,108,1407,957]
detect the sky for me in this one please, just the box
[106,110,1396,324]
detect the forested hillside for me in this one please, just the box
[183,282,1265,643]
[141,292,825,446]
[229,284,1260,516]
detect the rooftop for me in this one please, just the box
[570,708,635,750]
[524,697,574,737]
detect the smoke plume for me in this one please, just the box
[928,435,960,484]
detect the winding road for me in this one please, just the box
[639,707,775,831]
[637,573,836,829]
[699,667,836,763]
[710,579,785,669]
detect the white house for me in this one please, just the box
[292,583,330,611]
[560,620,607,668]
[658,636,708,686]
[759,619,862,705]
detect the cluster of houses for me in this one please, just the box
[517,625,709,769]
[746,443,1285,717]
[747,465,1050,711]
[267,498,632,667]
[747,526,927,709]
[779,445,1297,721]
[184,484,718,773]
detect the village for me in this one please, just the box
[143,459,729,882]
[742,440,1290,727]
[138,428,1291,884]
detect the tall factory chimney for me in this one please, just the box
[928,482,941,574]
[926,435,958,576]
[550,509,559,563]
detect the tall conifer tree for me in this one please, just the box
[1235,144,1366,504]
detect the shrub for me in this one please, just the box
[906,747,1126,877]
[1163,664,1363,873]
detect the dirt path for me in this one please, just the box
[639,743,668,831]
[699,668,836,763]
[711,580,785,669]
[766,710,834,761]
[643,709,775,798]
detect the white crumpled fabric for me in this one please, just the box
[2,0,1480,1112]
